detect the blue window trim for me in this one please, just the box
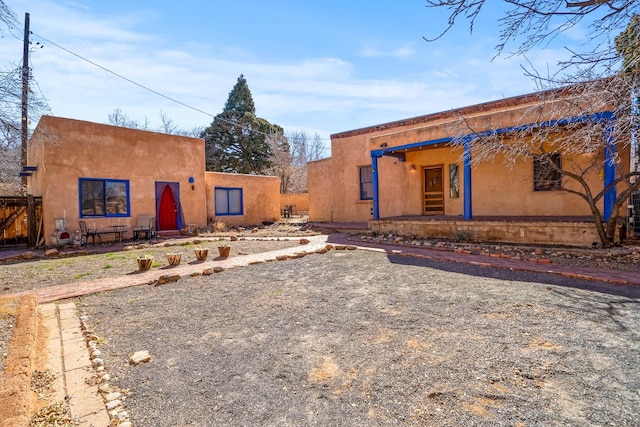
[79,178,130,218]
[214,186,244,216]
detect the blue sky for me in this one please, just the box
[2,0,584,153]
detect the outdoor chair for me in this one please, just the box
[133,215,155,240]
[78,220,100,246]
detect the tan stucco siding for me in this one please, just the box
[205,172,280,227]
[309,92,629,224]
[280,193,309,214]
[28,116,206,245]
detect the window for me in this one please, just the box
[79,178,129,217]
[359,165,373,200]
[215,187,243,215]
[449,164,460,198]
[533,153,562,191]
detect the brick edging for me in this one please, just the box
[0,294,39,427]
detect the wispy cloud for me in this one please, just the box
[358,44,416,59]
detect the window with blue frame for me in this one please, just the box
[79,178,130,217]
[215,187,243,215]
[359,165,373,200]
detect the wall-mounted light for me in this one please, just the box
[188,176,195,190]
[410,164,416,173]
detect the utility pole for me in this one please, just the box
[21,12,30,191]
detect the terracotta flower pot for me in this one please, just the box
[137,257,153,271]
[167,253,182,267]
[194,248,209,261]
[218,245,231,258]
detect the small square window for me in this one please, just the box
[533,153,562,191]
[215,187,243,215]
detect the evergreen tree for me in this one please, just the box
[202,75,281,174]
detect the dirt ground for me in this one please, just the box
[79,248,640,426]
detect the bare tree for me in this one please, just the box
[266,132,293,193]
[283,130,327,193]
[448,75,640,246]
[425,1,640,246]
[426,1,639,70]
[107,108,149,129]
[0,3,51,195]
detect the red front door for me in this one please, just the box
[158,185,178,230]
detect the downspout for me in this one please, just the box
[603,120,616,221]
[463,137,473,220]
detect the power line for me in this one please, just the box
[29,31,330,141]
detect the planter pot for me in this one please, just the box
[194,248,209,261]
[137,257,153,271]
[167,253,182,267]
[218,246,231,258]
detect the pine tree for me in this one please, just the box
[202,75,281,174]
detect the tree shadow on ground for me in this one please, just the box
[386,253,640,300]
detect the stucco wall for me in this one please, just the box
[205,172,280,227]
[28,116,207,245]
[308,92,630,224]
[280,193,309,214]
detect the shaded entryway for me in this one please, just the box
[155,182,183,232]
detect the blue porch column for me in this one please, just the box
[463,137,473,220]
[371,153,381,219]
[603,121,617,221]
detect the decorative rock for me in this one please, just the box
[98,383,111,393]
[325,244,334,250]
[249,260,264,265]
[21,251,37,260]
[346,245,357,250]
[99,373,111,382]
[45,248,59,257]
[105,392,122,402]
[335,245,347,250]
[213,266,224,273]
[299,238,311,245]
[276,255,289,261]
[119,422,132,427]
[105,399,122,411]
[156,274,180,285]
[230,235,238,241]
[92,358,104,368]
[90,349,101,359]
[202,268,214,275]
[315,248,328,254]
[129,350,152,365]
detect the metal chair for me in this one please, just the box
[78,220,100,245]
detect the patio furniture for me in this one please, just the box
[133,215,155,240]
[79,220,100,246]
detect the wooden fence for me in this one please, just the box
[0,196,43,248]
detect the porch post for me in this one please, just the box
[371,153,380,219]
[463,137,473,220]
[603,121,617,221]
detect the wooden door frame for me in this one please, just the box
[423,165,445,215]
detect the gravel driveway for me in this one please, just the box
[81,248,640,426]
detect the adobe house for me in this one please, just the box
[308,89,633,246]
[28,116,283,246]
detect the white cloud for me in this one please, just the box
[358,44,416,59]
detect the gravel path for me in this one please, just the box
[80,248,640,426]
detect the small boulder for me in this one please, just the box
[156,274,180,285]
[45,248,59,257]
[129,350,151,365]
